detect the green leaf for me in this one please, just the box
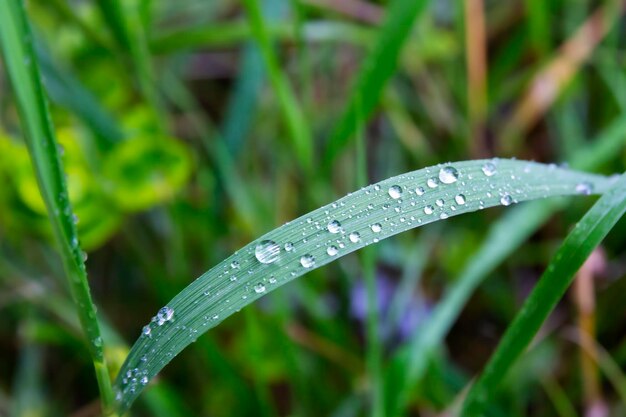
[460,172,626,416]
[114,159,613,411]
[0,0,114,413]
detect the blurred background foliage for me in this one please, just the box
[0,0,626,416]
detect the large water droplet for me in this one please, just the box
[371,223,382,233]
[439,166,459,184]
[327,220,342,233]
[424,205,434,215]
[327,245,338,256]
[415,186,425,196]
[576,182,593,195]
[427,177,439,188]
[255,240,280,264]
[454,194,466,205]
[349,232,361,243]
[388,185,403,199]
[300,254,315,268]
[254,283,266,294]
[156,306,174,326]
[500,194,513,206]
[482,162,497,177]
[436,198,444,207]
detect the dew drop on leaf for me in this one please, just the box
[300,254,315,268]
[230,261,240,269]
[500,194,513,206]
[438,166,459,184]
[255,240,280,264]
[388,185,403,199]
[482,162,497,176]
[371,223,382,233]
[156,306,174,326]
[436,198,444,207]
[284,242,294,252]
[424,205,434,215]
[142,325,151,336]
[427,177,439,188]
[415,186,425,196]
[327,220,342,233]
[349,232,361,243]
[253,283,266,294]
[455,194,466,205]
[326,245,338,256]
[575,182,593,195]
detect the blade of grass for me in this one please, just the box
[0,1,115,413]
[242,0,314,173]
[322,0,429,168]
[113,159,614,412]
[460,172,626,416]
[384,112,626,416]
[355,93,383,417]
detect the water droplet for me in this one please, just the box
[255,240,280,264]
[327,245,338,256]
[327,220,342,233]
[156,306,174,326]
[349,232,361,243]
[576,182,593,195]
[140,376,149,385]
[388,185,403,199]
[500,194,513,206]
[300,254,315,268]
[371,223,382,233]
[284,242,294,252]
[374,185,381,191]
[254,283,266,294]
[436,198,444,207]
[424,205,434,215]
[440,213,449,219]
[93,336,102,347]
[439,166,459,184]
[269,276,277,284]
[427,177,439,188]
[230,261,240,269]
[142,325,151,336]
[455,194,466,205]
[482,162,497,176]
[415,186,425,196]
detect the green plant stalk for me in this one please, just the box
[460,172,626,416]
[242,0,314,174]
[356,98,384,417]
[0,0,114,413]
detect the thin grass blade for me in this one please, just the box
[0,0,114,412]
[460,172,626,416]
[113,159,614,411]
